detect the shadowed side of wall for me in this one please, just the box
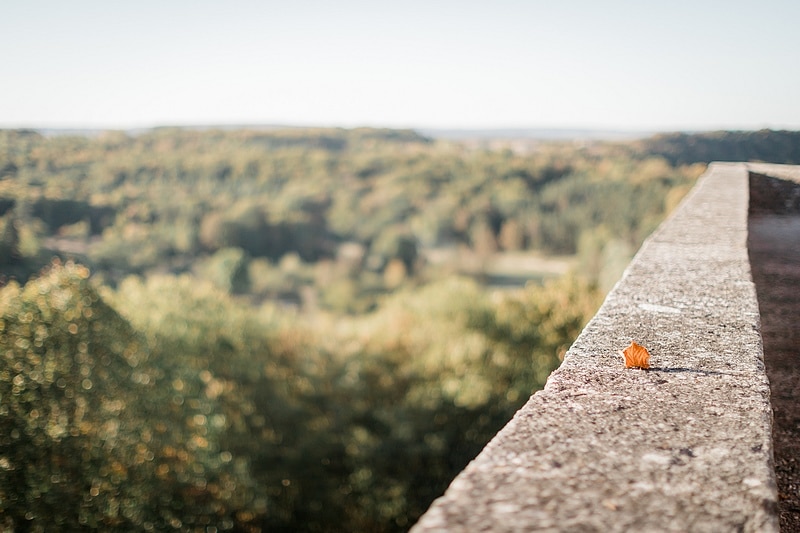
[412,162,783,532]
[748,166,800,531]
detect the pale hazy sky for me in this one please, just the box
[2,0,799,131]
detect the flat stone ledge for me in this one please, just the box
[412,162,781,532]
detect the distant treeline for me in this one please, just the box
[636,129,800,166]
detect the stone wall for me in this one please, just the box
[411,162,798,532]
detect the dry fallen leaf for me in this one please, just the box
[602,499,619,511]
[621,341,650,369]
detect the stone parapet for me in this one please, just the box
[412,162,788,532]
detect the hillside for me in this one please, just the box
[0,127,703,299]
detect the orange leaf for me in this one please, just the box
[621,341,650,369]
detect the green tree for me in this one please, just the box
[196,247,250,294]
[0,263,254,530]
[0,213,20,265]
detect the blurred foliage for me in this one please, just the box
[2,125,774,530]
[0,262,250,530]
[636,129,800,166]
[0,261,601,531]
[101,270,603,531]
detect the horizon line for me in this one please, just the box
[1,122,795,139]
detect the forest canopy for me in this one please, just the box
[0,126,709,296]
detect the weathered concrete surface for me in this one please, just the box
[412,163,779,532]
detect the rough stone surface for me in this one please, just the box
[411,163,780,532]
